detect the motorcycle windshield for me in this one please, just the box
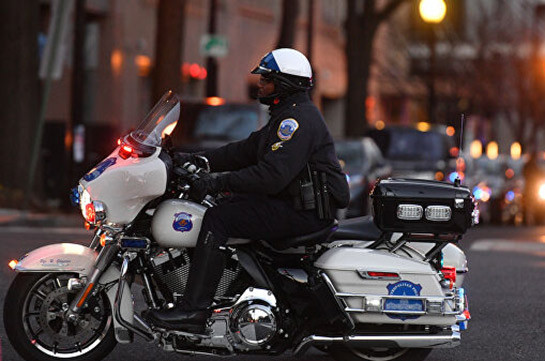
[130,91,181,147]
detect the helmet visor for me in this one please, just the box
[251,65,273,75]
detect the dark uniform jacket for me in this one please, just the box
[203,92,350,209]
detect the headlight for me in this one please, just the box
[78,187,107,224]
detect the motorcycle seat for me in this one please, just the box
[330,215,381,241]
[268,220,339,251]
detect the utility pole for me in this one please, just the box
[153,0,186,103]
[64,0,86,208]
[206,0,218,97]
[307,0,314,65]
[307,0,314,98]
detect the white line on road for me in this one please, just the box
[470,239,545,254]
[0,227,90,235]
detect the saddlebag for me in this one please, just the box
[315,247,464,326]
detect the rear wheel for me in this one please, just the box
[4,273,117,361]
[329,345,432,361]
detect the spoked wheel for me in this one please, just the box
[4,273,117,361]
[329,345,432,361]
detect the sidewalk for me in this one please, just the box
[0,208,82,228]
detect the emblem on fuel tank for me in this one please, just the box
[173,212,193,232]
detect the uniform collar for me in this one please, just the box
[269,91,310,117]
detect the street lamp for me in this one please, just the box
[419,0,446,123]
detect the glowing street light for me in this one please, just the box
[510,142,522,160]
[419,0,446,123]
[470,140,482,159]
[487,141,499,160]
[419,0,447,24]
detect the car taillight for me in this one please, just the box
[85,203,96,223]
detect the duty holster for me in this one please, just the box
[294,165,332,219]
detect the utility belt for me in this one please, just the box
[292,164,333,220]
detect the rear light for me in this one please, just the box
[441,266,456,284]
[397,204,423,220]
[367,271,400,279]
[425,205,452,221]
[8,260,18,270]
[358,270,401,280]
[205,96,225,106]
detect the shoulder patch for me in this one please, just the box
[277,118,299,141]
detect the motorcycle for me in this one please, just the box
[4,91,477,361]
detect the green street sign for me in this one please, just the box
[200,34,229,58]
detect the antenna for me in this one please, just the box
[459,113,465,155]
[454,114,465,187]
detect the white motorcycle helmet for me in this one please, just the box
[251,48,313,104]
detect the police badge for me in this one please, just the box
[277,118,299,141]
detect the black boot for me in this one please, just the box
[147,231,227,332]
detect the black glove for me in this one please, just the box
[172,152,195,167]
[189,173,227,202]
[173,152,210,170]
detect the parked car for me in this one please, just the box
[465,155,525,224]
[335,137,392,218]
[520,153,545,225]
[170,98,267,152]
[367,126,457,181]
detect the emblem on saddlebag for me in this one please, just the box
[384,280,423,320]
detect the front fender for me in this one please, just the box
[14,243,135,344]
[14,243,97,276]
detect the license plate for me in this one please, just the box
[383,298,424,313]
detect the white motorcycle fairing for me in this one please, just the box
[80,147,168,225]
[13,243,135,344]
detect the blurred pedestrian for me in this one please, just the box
[523,151,543,225]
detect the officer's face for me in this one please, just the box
[257,76,275,98]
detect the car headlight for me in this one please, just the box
[539,184,545,200]
[78,187,107,224]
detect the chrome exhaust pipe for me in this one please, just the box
[293,330,460,355]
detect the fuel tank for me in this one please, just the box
[151,199,207,248]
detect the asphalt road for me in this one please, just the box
[1,225,545,361]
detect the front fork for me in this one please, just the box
[68,234,156,341]
[68,242,120,317]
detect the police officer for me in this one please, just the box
[147,48,349,332]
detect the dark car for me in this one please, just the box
[170,99,267,152]
[335,137,392,218]
[367,126,457,181]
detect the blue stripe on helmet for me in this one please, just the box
[260,52,281,72]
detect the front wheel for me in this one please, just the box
[4,273,117,361]
[329,345,432,361]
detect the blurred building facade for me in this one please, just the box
[43,0,350,138]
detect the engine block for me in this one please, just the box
[150,248,242,297]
